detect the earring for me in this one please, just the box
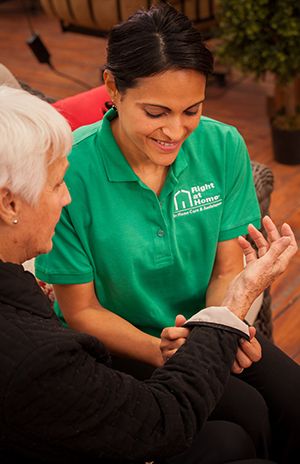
[111,92,118,112]
[12,218,18,224]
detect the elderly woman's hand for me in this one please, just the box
[161,217,297,365]
[160,315,190,363]
[223,216,298,320]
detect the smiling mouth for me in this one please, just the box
[151,137,181,148]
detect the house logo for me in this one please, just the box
[174,189,193,210]
[173,181,222,218]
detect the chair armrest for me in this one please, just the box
[251,160,274,220]
[249,161,274,340]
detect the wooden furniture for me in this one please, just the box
[40,0,217,37]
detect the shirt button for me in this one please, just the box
[157,229,165,237]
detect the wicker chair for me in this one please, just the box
[249,161,274,340]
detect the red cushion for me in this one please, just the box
[53,85,111,131]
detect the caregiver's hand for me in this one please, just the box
[161,316,261,374]
[231,326,261,374]
[160,315,190,363]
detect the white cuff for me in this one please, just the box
[183,306,250,340]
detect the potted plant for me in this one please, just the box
[215,0,300,164]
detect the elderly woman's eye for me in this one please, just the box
[55,180,64,189]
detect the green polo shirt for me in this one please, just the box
[35,109,261,337]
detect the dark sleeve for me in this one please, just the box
[4,327,238,462]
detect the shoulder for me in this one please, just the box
[72,120,102,146]
[184,116,247,166]
[65,120,106,184]
[68,110,116,168]
[194,116,242,142]
[71,108,114,149]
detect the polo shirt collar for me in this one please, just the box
[169,146,188,179]
[97,108,188,184]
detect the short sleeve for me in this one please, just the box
[219,129,261,241]
[35,206,94,284]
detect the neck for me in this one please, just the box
[135,164,169,195]
[0,229,26,265]
[111,118,169,195]
[0,249,23,265]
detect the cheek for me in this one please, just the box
[145,121,162,135]
[54,199,64,221]
[135,121,152,137]
[122,110,157,137]
[190,116,202,132]
[41,198,61,228]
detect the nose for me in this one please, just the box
[162,116,186,141]
[62,182,71,207]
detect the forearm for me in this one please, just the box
[16,326,239,461]
[206,270,240,307]
[221,272,255,319]
[65,306,163,367]
[147,327,239,453]
[206,238,244,307]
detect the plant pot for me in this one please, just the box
[271,124,300,165]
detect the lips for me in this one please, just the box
[154,139,177,147]
[150,137,181,153]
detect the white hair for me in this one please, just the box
[0,85,72,205]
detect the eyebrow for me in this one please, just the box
[141,99,206,111]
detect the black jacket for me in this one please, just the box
[0,261,239,463]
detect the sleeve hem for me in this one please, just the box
[183,306,250,341]
[35,268,93,285]
[219,217,261,241]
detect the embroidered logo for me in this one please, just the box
[173,182,222,218]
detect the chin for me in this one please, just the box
[36,241,53,257]
[156,155,178,166]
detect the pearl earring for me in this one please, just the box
[12,218,18,224]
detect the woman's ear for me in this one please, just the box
[103,70,119,104]
[0,188,19,225]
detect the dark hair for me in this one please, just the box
[105,2,214,92]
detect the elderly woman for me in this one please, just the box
[0,84,298,464]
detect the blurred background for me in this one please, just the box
[0,0,299,362]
